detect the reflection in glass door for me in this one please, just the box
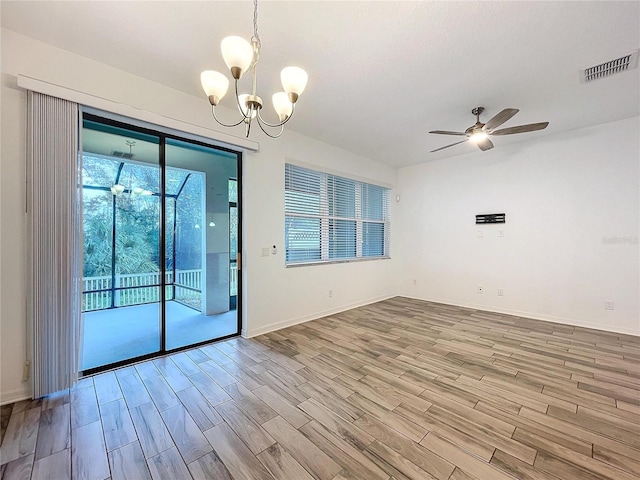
[165,139,239,350]
[79,114,241,374]
[229,180,238,310]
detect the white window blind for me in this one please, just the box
[285,164,390,265]
[28,92,80,398]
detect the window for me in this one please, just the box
[285,163,390,265]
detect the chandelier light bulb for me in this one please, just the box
[110,184,125,196]
[281,66,308,103]
[200,70,229,105]
[221,36,254,79]
[272,92,293,121]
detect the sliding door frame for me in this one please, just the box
[80,112,243,376]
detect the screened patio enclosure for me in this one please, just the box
[80,115,239,372]
[82,156,228,313]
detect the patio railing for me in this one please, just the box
[82,264,238,312]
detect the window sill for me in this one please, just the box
[285,256,391,268]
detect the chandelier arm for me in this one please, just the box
[255,103,296,128]
[256,117,285,138]
[233,79,253,121]
[211,105,246,128]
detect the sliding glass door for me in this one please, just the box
[80,120,162,370]
[79,114,241,374]
[164,139,239,350]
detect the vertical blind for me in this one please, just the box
[28,92,80,398]
[285,163,390,265]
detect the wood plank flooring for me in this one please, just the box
[1,297,639,479]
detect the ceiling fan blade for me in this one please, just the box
[491,122,549,135]
[428,130,467,136]
[483,108,519,132]
[430,139,468,153]
[477,138,494,151]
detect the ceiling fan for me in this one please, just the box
[429,107,549,152]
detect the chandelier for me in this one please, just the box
[200,0,308,138]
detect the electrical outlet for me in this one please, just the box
[261,247,269,257]
[604,301,614,311]
[477,286,483,294]
[412,279,417,286]
[498,288,504,296]
[329,289,333,298]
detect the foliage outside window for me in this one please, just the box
[285,163,390,265]
[229,179,238,262]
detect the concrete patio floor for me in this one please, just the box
[81,301,238,370]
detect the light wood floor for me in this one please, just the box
[1,297,639,480]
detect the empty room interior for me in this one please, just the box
[0,1,639,480]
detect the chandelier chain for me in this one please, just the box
[252,0,260,44]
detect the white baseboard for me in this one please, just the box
[402,294,640,337]
[1,387,31,406]
[244,294,396,338]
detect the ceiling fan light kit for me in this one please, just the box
[469,131,488,143]
[429,106,549,152]
[200,0,308,138]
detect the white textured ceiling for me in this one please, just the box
[2,1,639,167]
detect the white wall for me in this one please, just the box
[396,117,640,336]
[0,29,398,404]
[243,133,398,337]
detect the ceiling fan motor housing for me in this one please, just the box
[467,107,486,135]
[465,123,485,136]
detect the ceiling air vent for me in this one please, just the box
[111,140,137,159]
[580,50,639,83]
[111,151,135,159]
